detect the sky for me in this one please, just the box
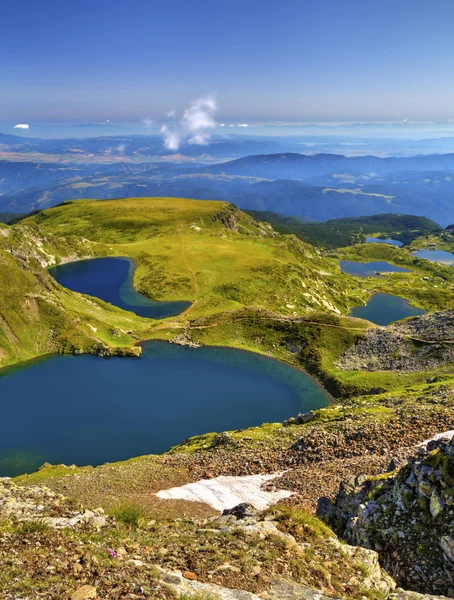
[2,0,454,126]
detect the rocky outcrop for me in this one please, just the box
[170,330,202,348]
[320,433,454,596]
[0,477,108,530]
[337,311,454,371]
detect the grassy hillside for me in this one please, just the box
[0,223,153,367]
[22,197,366,319]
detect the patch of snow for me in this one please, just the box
[156,472,292,512]
[417,430,454,448]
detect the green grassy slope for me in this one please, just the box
[0,223,151,367]
[22,197,366,319]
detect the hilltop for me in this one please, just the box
[0,196,372,369]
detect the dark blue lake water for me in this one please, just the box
[340,260,410,278]
[0,342,330,477]
[49,257,190,319]
[350,293,426,326]
[413,249,454,265]
[365,237,404,247]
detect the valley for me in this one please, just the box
[1,195,454,600]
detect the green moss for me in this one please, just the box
[425,449,454,485]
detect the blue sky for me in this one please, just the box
[2,0,454,124]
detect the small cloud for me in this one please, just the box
[116,144,126,154]
[13,123,29,129]
[160,124,181,150]
[159,96,218,150]
[237,123,249,128]
[142,117,155,128]
[166,110,176,118]
[219,123,226,127]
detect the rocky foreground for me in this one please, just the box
[320,433,454,597]
[0,478,397,600]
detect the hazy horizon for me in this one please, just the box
[4,0,454,126]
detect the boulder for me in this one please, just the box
[71,586,97,600]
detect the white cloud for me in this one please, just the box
[13,123,29,129]
[160,124,181,150]
[237,123,249,128]
[159,95,218,151]
[116,144,126,154]
[142,117,155,128]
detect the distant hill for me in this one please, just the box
[245,211,441,248]
[199,152,454,180]
[5,150,454,224]
[0,212,24,223]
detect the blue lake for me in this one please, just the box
[0,341,331,477]
[365,237,404,247]
[49,257,191,319]
[340,260,410,278]
[350,293,426,326]
[413,249,454,265]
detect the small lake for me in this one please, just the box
[350,293,426,326]
[365,237,404,247]
[413,249,454,265]
[49,257,191,319]
[340,260,410,278]
[0,341,331,477]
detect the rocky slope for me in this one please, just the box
[320,433,454,596]
[337,311,454,372]
[0,478,395,600]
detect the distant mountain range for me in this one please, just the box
[5,134,454,224]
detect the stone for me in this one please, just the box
[430,492,444,518]
[71,585,97,600]
[128,559,145,568]
[418,480,433,498]
[316,496,334,518]
[211,431,235,448]
[369,387,386,395]
[294,411,316,424]
[222,503,257,520]
[90,516,107,530]
[183,571,198,580]
[440,536,454,562]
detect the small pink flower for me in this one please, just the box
[107,548,117,557]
